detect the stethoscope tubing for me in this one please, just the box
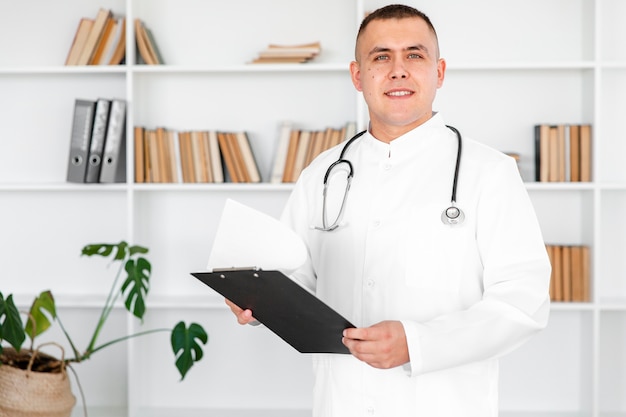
[320,124,464,229]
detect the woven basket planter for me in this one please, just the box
[0,347,76,417]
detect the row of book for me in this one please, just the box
[546,244,590,302]
[534,124,592,182]
[133,121,357,184]
[270,121,357,183]
[251,42,321,64]
[133,128,259,184]
[65,8,163,66]
[67,98,126,183]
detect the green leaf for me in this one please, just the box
[25,290,57,340]
[81,241,128,261]
[120,257,151,320]
[128,245,149,257]
[0,293,26,351]
[171,321,208,380]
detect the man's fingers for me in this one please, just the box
[224,299,255,325]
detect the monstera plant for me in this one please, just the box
[0,241,208,416]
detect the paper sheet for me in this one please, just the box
[206,199,307,275]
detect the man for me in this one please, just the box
[228,4,551,416]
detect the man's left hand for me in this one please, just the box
[342,320,409,369]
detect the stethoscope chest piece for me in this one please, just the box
[441,204,465,226]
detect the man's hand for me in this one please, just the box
[342,320,409,369]
[225,298,257,325]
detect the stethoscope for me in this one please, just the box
[315,125,464,231]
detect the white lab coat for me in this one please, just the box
[281,113,551,417]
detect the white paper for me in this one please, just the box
[207,199,307,275]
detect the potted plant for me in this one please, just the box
[0,241,208,417]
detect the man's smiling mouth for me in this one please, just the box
[386,90,413,97]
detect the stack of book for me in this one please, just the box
[134,18,164,65]
[66,98,127,183]
[65,8,163,65]
[65,8,125,65]
[534,124,592,182]
[251,42,321,64]
[270,121,356,183]
[133,128,260,184]
[546,244,590,302]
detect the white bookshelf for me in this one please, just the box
[1,0,625,416]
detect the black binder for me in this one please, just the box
[66,99,96,183]
[192,268,354,354]
[99,99,127,183]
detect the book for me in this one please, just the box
[201,131,214,183]
[228,132,249,182]
[190,131,208,183]
[65,18,94,66]
[546,244,590,302]
[282,129,301,183]
[99,99,127,183]
[236,132,261,183]
[66,99,96,183]
[580,125,591,182]
[569,125,580,182]
[85,98,111,183]
[169,130,183,183]
[143,25,164,64]
[89,15,116,64]
[76,8,113,65]
[251,41,321,64]
[134,19,160,65]
[95,17,123,65]
[290,130,311,182]
[217,132,239,182]
[535,123,591,183]
[107,18,126,65]
[134,126,145,183]
[270,121,292,183]
[207,130,224,183]
[178,131,194,183]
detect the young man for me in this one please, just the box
[228,4,551,416]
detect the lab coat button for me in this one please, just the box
[367,406,375,414]
[372,219,381,227]
[383,163,392,170]
[366,279,375,288]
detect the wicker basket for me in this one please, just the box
[0,345,76,417]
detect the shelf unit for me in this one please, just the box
[1,0,625,416]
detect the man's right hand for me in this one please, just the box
[225,298,258,325]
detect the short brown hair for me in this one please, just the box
[355,4,439,59]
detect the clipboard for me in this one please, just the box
[191,268,354,354]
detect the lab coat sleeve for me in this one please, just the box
[403,157,551,376]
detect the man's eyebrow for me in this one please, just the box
[367,44,430,57]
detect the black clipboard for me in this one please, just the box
[191,268,354,354]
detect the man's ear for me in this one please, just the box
[350,61,363,92]
[436,58,446,88]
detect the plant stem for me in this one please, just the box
[67,328,170,363]
[85,256,126,354]
[56,314,81,360]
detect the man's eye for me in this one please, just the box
[408,53,422,59]
[374,55,389,61]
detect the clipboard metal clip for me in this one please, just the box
[211,266,260,278]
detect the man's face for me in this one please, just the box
[350,17,446,141]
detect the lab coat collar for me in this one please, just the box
[363,113,449,160]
